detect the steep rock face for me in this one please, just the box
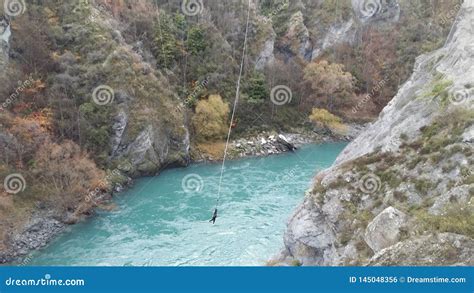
[0,16,10,71]
[369,233,474,266]
[265,0,404,62]
[311,19,354,60]
[255,33,276,70]
[336,3,472,164]
[82,1,191,176]
[285,11,313,61]
[278,0,474,266]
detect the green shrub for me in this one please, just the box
[309,108,347,135]
[417,204,474,238]
[192,95,230,142]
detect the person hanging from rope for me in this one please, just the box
[209,208,218,224]
[210,0,251,225]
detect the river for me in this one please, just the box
[28,143,346,266]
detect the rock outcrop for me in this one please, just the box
[255,28,276,70]
[77,1,191,176]
[364,207,407,252]
[369,233,474,266]
[0,16,11,72]
[277,0,474,266]
[285,11,313,61]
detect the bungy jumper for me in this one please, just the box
[209,0,251,225]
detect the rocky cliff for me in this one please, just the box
[278,0,474,266]
[0,0,190,262]
[0,16,10,71]
[0,0,465,264]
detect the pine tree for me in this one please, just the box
[246,72,267,104]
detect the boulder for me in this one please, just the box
[369,233,474,266]
[364,207,407,252]
[277,134,297,152]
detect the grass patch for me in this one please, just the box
[413,179,436,195]
[376,170,403,189]
[416,204,474,238]
[194,142,226,159]
[421,77,453,106]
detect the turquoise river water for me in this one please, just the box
[28,143,346,266]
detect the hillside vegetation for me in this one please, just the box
[0,0,463,262]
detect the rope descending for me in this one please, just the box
[211,0,252,223]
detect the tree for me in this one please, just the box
[192,94,229,142]
[152,13,180,69]
[309,108,346,135]
[78,102,112,164]
[187,26,207,55]
[10,15,57,75]
[245,72,268,104]
[303,60,355,111]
